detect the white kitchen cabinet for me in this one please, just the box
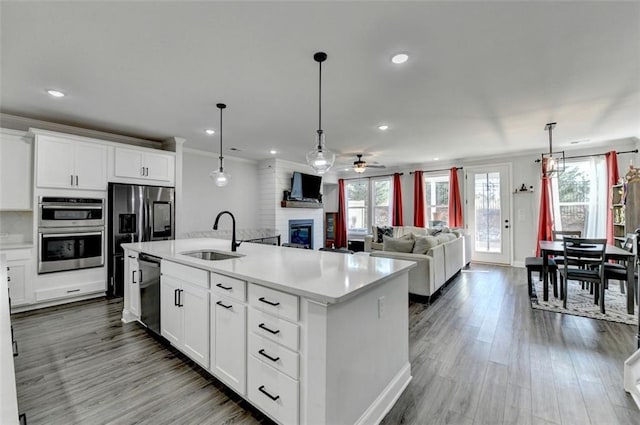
[127,253,140,318]
[160,261,209,368]
[211,292,247,395]
[114,147,174,184]
[160,275,182,346]
[1,248,34,307]
[0,129,33,210]
[35,134,107,190]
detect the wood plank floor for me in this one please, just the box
[11,264,640,425]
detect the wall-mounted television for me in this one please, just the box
[290,172,322,201]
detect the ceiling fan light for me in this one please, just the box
[353,164,366,173]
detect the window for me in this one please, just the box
[424,175,449,227]
[345,177,393,234]
[551,158,607,237]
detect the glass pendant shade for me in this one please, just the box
[210,168,230,187]
[306,130,335,174]
[353,164,366,173]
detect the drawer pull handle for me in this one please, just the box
[258,323,280,335]
[258,385,280,401]
[216,283,232,291]
[259,297,280,307]
[132,270,137,284]
[66,289,80,293]
[258,349,280,362]
[216,301,232,309]
[13,340,18,357]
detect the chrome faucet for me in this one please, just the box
[213,210,241,252]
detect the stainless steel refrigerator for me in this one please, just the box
[107,183,175,297]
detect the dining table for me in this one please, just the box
[539,240,637,315]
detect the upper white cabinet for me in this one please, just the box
[35,134,107,190]
[0,129,33,210]
[113,147,174,185]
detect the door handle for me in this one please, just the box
[132,270,137,284]
[70,174,74,186]
[179,289,184,307]
[174,288,179,306]
[138,270,143,282]
[141,166,145,177]
[75,175,79,186]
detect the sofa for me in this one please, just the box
[366,226,471,298]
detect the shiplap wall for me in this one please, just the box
[258,158,324,249]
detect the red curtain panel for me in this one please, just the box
[336,178,348,248]
[448,167,463,227]
[392,173,404,226]
[413,171,425,227]
[536,158,554,256]
[605,151,619,245]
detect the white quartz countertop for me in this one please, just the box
[122,238,415,304]
[0,242,34,250]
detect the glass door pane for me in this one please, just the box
[474,172,502,253]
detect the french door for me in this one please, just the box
[465,164,511,264]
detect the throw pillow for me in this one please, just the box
[412,235,439,254]
[382,235,415,253]
[376,226,393,243]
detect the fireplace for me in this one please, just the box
[288,219,314,249]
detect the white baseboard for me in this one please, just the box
[624,348,640,410]
[354,362,412,425]
[10,292,104,313]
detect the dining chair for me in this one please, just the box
[559,237,607,312]
[604,234,637,300]
[553,230,589,290]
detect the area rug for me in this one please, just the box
[530,279,638,325]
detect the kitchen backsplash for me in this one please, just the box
[0,211,33,243]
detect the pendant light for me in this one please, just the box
[209,103,230,186]
[541,122,565,177]
[306,51,335,174]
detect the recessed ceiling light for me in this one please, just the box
[270,149,277,155]
[433,157,439,161]
[46,89,65,98]
[378,125,389,131]
[205,129,215,135]
[391,53,409,64]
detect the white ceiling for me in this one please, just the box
[1,1,639,173]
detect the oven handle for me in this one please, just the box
[41,231,103,238]
[41,205,103,210]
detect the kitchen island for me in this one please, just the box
[121,238,415,425]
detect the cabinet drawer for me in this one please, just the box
[248,355,299,425]
[1,249,33,262]
[161,260,208,288]
[35,280,105,302]
[249,308,299,352]
[249,333,299,380]
[211,272,246,302]
[248,284,298,322]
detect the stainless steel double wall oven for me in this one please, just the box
[38,197,105,274]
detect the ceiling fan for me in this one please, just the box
[353,154,386,173]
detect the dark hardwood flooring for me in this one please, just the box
[11,265,640,424]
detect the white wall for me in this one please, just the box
[259,158,324,249]
[180,150,259,236]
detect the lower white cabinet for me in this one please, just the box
[1,248,34,307]
[7,262,27,306]
[126,253,140,318]
[160,263,209,368]
[211,293,247,395]
[248,354,299,425]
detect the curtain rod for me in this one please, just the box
[534,149,638,163]
[341,172,403,181]
[409,166,463,175]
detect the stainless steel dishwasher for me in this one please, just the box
[138,253,162,336]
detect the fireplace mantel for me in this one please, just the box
[281,200,324,209]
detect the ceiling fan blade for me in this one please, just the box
[367,164,386,168]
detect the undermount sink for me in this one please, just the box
[181,250,244,261]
